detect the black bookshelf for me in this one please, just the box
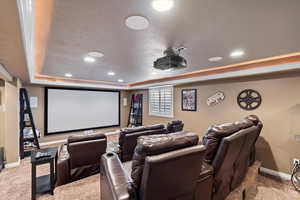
[19,88,40,159]
[127,94,143,127]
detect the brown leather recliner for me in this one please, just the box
[101,116,262,200]
[202,115,263,200]
[56,133,107,186]
[119,124,167,162]
[166,120,184,133]
[101,132,213,200]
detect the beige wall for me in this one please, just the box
[131,73,300,174]
[120,90,131,128]
[1,79,21,163]
[25,85,130,142]
[0,83,5,148]
[23,72,300,174]
[25,85,44,138]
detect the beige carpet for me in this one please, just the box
[0,158,100,200]
[1,158,299,200]
[1,131,299,200]
[248,175,300,200]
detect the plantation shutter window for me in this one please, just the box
[149,85,174,118]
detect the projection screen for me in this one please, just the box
[45,87,120,135]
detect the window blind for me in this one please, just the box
[149,85,173,118]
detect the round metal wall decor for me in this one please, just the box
[237,89,262,110]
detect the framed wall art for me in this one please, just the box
[181,89,197,111]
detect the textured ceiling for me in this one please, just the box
[40,0,300,84]
[0,0,28,81]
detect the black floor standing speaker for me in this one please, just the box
[0,147,4,172]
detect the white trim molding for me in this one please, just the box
[130,62,300,89]
[31,78,127,90]
[5,159,21,168]
[0,64,13,82]
[259,167,291,181]
[29,61,300,90]
[17,0,35,82]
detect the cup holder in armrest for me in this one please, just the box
[106,152,115,158]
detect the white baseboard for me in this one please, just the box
[5,159,20,168]
[259,167,291,181]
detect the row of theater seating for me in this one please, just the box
[56,120,184,186]
[119,120,184,161]
[56,116,262,200]
[101,115,262,200]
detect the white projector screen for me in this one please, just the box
[45,88,120,135]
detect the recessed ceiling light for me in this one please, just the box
[88,51,104,58]
[230,50,245,58]
[125,16,149,30]
[84,56,96,63]
[107,71,115,76]
[208,57,223,62]
[65,73,72,77]
[118,79,124,83]
[152,0,174,12]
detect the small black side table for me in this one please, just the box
[31,147,58,200]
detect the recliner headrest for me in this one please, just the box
[234,119,254,129]
[136,131,198,155]
[131,131,199,189]
[168,120,183,125]
[145,123,165,130]
[121,124,165,134]
[202,116,261,164]
[244,115,260,126]
[206,123,241,139]
[67,133,106,144]
[121,126,147,134]
[167,120,184,133]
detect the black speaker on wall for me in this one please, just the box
[0,147,4,172]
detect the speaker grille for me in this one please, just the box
[0,147,4,171]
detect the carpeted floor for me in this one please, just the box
[1,133,299,200]
[246,175,300,200]
[0,158,100,200]
[1,158,299,200]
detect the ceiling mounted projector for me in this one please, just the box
[153,47,187,71]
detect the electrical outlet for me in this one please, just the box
[293,158,300,166]
[295,135,300,142]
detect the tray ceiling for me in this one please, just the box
[38,0,300,84]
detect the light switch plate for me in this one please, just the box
[123,98,128,106]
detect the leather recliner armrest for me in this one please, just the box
[195,162,214,200]
[56,144,70,186]
[100,152,136,200]
[199,162,214,179]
